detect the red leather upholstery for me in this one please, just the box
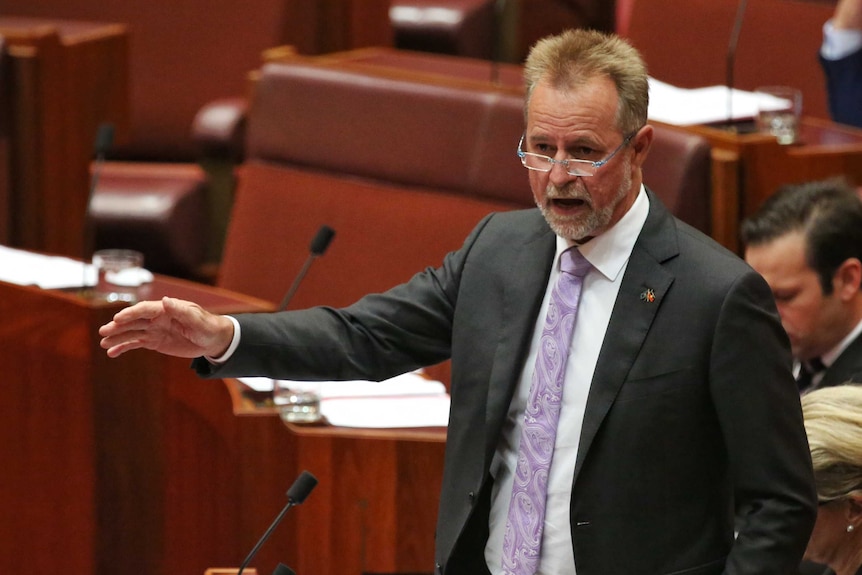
[219,60,533,306]
[89,162,209,277]
[390,0,496,59]
[219,57,713,309]
[390,0,616,62]
[644,125,712,234]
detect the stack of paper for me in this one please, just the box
[648,78,769,126]
[239,371,450,428]
[0,245,96,288]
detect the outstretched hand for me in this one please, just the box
[99,296,234,359]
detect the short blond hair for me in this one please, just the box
[802,384,862,503]
[523,28,649,135]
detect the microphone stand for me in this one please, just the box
[725,0,748,131]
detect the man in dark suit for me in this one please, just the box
[742,179,862,394]
[100,29,816,575]
[820,0,862,128]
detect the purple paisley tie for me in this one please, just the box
[501,247,591,575]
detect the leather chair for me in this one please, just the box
[390,0,497,60]
[87,162,209,279]
[390,0,616,62]
[644,124,712,235]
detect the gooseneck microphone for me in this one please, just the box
[237,470,318,575]
[278,225,336,311]
[725,0,749,129]
[82,122,115,286]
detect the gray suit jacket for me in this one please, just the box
[200,190,816,575]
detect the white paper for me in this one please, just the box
[322,394,450,428]
[648,78,771,126]
[239,371,450,428]
[0,245,97,288]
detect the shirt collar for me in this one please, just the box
[556,185,650,280]
[821,317,862,368]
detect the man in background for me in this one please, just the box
[742,178,862,392]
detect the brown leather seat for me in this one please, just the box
[644,125,712,234]
[88,162,209,278]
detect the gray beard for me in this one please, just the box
[538,166,632,241]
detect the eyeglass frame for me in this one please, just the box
[517,130,637,177]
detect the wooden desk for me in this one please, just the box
[0,273,278,575]
[226,379,447,575]
[0,263,447,575]
[665,118,862,252]
[0,17,129,257]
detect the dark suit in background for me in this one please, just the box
[199,190,816,575]
[820,49,862,128]
[819,334,862,388]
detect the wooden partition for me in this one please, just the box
[229,384,446,575]
[0,272,281,575]
[0,17,129,258]
[0,260,448,575]
[665,118,862,252]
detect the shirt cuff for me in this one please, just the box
[822,19,862,60]
[205,315,241,364]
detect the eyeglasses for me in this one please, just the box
[517,132,635,177]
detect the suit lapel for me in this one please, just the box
[573,192,679,482]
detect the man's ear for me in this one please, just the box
[631,124,654,169]
[833,258,862,301]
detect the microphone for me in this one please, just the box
[724,0,749,130]
[237,470,318,575]
[83,122,115,286]
[272,564,296,575]
[278,225,336,311]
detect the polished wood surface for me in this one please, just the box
[226,378,447,575]
[0,17,129,258]
[0,273,276,575]
[1,264,447,575]
[666,118,862,252]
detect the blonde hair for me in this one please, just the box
[802,384,862,503]
[523,28,649,135]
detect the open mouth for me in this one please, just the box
[551,197,588,209]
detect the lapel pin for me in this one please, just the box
[640,288,656,303]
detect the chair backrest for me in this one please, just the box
[217,60,533,307]
[644,124,712,234]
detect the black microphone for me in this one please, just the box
[82,122,115,286]
[272,563,296,575]
[237,470,318,575]
[725,0,749,130]
[278,225,336,311]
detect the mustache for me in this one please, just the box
[545,182,591,202]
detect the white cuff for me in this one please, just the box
[822,19,862,60]
[205,315,241,364]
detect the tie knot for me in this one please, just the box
[560,248,591,278]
